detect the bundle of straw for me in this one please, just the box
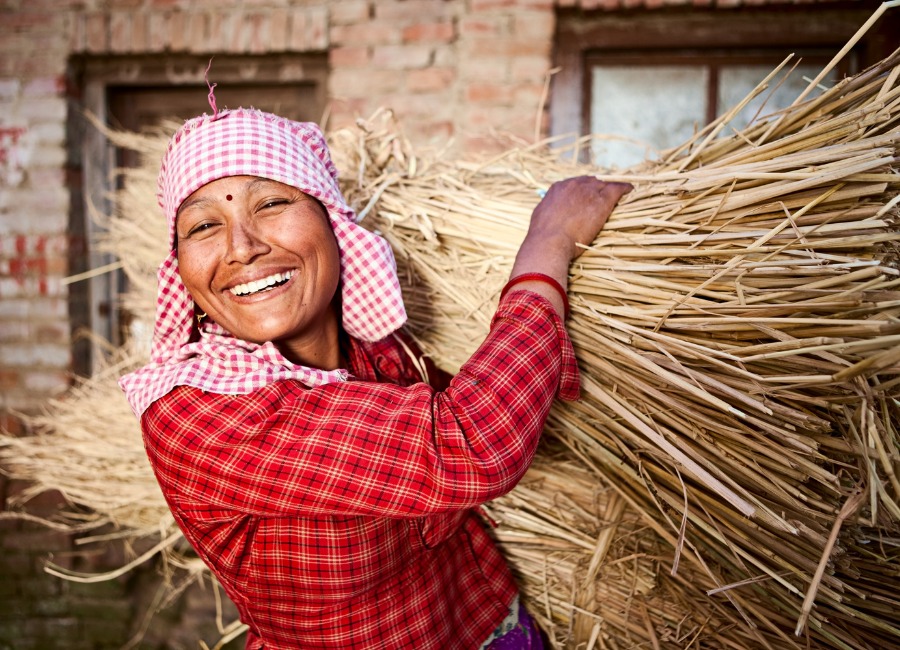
[327,43,900,648]
[2,12,899,649]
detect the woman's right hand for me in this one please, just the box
[506,176,632,317]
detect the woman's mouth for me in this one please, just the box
[230,270,296,297]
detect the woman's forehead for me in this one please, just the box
[178,176,302,212]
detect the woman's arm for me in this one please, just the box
[142,179,629,519]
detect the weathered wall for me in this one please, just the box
[0,0,563,418]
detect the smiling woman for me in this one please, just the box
[176,176,342,368]
[118,106,629,649]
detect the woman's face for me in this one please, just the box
[175,176,341,359]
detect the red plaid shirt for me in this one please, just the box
[141,293,579,649]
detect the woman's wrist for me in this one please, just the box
[507,236,571,318]
[501,273,570,318]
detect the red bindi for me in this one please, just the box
[226,194,233,201]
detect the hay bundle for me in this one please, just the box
[2,17,899,650]
[327,46,900,648]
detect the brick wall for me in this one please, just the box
[0,0,564,419]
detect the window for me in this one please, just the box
[588,50,836,168]
[551,4,898,167]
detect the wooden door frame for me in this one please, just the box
[67,54,328,374]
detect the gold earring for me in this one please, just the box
[196,311,207,325]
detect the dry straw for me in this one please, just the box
[327,36,900,647]
[3,7,900,649]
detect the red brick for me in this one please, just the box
[84,13,108,53]
[0,369,20,391]
[310,7,329,49]
[466,82,514,104]
[407,67,455,92]
[0,322,28,342]
[458,56,508,82]
[511,55,551,82]
[245,12,269,54]
[224,11,248,53]
[465,37,548,58]
[330,68,405,97]
[109,11,129,53]
[512,11,555,40]
[327,99,368,130]
[331,0,370,25]
[471,0,517,10]
[34,321,68,342]
[461,104,529,131]
[130,11,148,51]
[186,12,210,53]
[375,1,457,20]
[331,22,400,47]
[513,82,545,106]
[147,12,170,52]
[268,8,289,51]
[330,46,370,67]
[0,78,20,100]
[208,11,237,52]
[288,7,327,51]
[3,12,54,31]
[372,44,432,70]
[402,20,455,44]
[459,16,509,38]
[169,11,189,51]
[68,12,86,52]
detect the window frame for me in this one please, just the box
[550,4,899,149]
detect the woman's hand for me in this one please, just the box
[507,176,632,317]
[527,176,632,261]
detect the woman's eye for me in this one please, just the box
[261,199,289,211]
[187,222,216,237]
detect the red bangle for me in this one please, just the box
[500,272,570,318]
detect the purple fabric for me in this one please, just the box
[487,603,545,649]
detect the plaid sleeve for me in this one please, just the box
[142,292,579,518]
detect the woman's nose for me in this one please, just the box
[224,221,269,263]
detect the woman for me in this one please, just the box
[120,106,630,649]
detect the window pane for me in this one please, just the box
[718,63,827,131]
[590,65,708,169]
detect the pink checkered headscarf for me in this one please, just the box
[119,108,407,417]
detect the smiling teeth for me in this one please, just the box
[230,271,295,296]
